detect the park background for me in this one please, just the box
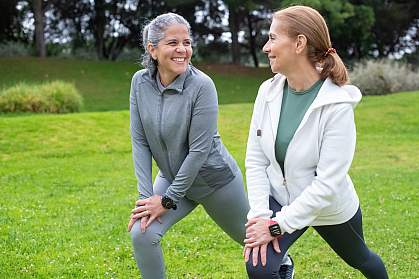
[0,0,418,278]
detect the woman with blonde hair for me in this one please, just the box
[243,5,388,278]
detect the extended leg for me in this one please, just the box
[314,207,388,279]
[199,172,250,244]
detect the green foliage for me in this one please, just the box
[350,59,419,95]
[0,81,83,113]
[0,92,418,278]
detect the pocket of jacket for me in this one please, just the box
[198,138,234,187]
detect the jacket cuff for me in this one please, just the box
[273,207,295,235]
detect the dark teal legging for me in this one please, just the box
[246,196,388,279]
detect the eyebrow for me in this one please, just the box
[164,38,191,42]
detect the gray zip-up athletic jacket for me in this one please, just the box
[130,65,239,203]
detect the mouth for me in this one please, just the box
[172,57,187,63]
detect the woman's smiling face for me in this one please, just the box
[263,18,297,74]
[149,24,192,84]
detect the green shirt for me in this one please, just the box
[275,79,324,175]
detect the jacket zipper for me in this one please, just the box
[158,93,174,179]
[267,105,291,205]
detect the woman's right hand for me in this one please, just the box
[127,213,150,233]
[127,196,165,233]
[243,238,280,267]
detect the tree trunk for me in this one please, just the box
[33,0,46,57]
[228,6,240,64]
[93,0,106,59]
[247,13,258,67]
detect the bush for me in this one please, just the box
[0,81,83,113]
[350,59,419,95]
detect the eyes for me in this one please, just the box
[166,39,192,47]
[268,34,277,41]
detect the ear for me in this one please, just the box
[295,34,307,54]
[147,42,157,60]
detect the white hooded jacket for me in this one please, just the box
[245,74,362,234]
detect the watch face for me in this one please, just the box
[162,196,177,210]
[269,223,282,237]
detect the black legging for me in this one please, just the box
[246,196,388,279]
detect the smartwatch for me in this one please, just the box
[268,219,282,237]
[161,195,177,210]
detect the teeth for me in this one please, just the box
[173,58,185,62]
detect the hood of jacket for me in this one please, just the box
[264,74,362,109]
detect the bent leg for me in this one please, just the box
[246,196,306,278]
[314,207,388,279]
[130,173,198,279]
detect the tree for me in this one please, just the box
[0,0,20,43]
[367,0,419,57]
[33,0,46,57]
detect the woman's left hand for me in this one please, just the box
[244,217,274,247]
[243,218,281,266]
[243,238,281,267]
[131,195,167,229]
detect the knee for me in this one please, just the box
[246,260,277,279]
[130,221,162,248]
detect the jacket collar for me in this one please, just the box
[158,65,190,94]
[265,75,362,108]
[145,64,191,94]
[263,75,362,143]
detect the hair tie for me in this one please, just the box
[324,47,336,57]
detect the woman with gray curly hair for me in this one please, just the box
[126,12,293,279]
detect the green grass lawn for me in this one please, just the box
[0,58,418,278]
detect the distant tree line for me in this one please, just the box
[1,0,418,66]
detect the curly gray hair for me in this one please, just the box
[142,13,191,75]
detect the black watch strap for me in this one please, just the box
[161,195,177,210]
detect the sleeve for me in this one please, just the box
[129,73,153,199]
[275,104,357,233]
[245,81,273,220]
[164,77,218,203]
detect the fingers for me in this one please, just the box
[131,206,148,214]
[272,238,281,254]
[140,216,148,233]
[244,237,257,246]
[132,210,151,219]
[244,247,251,263]
[252,245,259,267]
[135,199,148,206]
[145,215,156,228]
[260,244,267,266]
[127,216,136,232]
[245,218,259,228]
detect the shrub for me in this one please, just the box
[0,81,83,113]
[350,59,419,95]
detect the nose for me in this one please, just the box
[262,40,270,54]
[176,45,186,53]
